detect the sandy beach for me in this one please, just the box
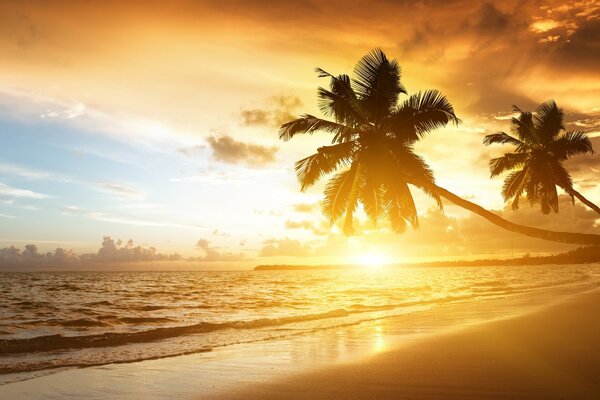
[3,283,599,399]
[214,288,600,400]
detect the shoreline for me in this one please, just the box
[1,283,597,399]
[212,287,600,400]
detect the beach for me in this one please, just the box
[216,287,600,400]
[1,271,599,399]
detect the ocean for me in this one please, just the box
[1,265,599,383]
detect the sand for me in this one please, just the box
[2,287,599,399]
[213,289,600,400]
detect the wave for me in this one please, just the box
[132,305,169,311]
[0,309,351,355]
[0,293,489,357]
[117,317,174,324]
[62,318,112,328]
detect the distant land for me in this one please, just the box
[254,246,600,271]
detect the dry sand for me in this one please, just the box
[214,289,600,400]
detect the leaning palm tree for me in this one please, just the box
[281,49,600,245]
[281,49,458,234]
[484,101,600,215]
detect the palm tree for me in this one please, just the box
[280,49,458,234]
[484,101,600,215]
[281,49,600,245]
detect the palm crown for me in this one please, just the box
[484,100,594,214]
[280,49,459,234]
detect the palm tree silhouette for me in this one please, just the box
[280,49,458,234]
[281,49,600,245]
[484,101,600,215]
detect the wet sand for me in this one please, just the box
[214,288,600,400]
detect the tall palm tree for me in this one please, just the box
[484,101,600,215]
[281,49,600,245]
[280,49,458,234]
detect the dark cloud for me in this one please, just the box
[206,135,278,166]
[259,237,313,257]
[476,2,511,34]
[193,239,245,262]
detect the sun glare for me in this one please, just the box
[358,252,389,270]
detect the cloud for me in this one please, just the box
[342,195,600,259]
[285,219,327,235]
[0,162,52,180]
[241,95,302,127]
[0,213,16,219]
[240,109,270,126]
[92,236,181,262]
[0,182,49,199]
[0,236,183,269]
[260,237,313,257]
[284,220,314,230]
[193,238,245,261]
[177,144,205,157]
[292,202,319,213]
[40,102,86,119]
[95,182,145,200]
[171,166,285,185]
[61,205,200,229]
[206,135,278,166]
[296,192,600,262]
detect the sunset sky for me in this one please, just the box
[0,0,599,268]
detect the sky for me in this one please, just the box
[0,0,599,269]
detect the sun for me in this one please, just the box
[357,252,389,270]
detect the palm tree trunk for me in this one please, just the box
[427,183,600,246]
[572,189,600,216]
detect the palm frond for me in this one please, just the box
[356,141,389,225]
[501,168,528,200]
[351,48,405,123]
[387,144,442,208]
[549,131,594,160]
[294,141,356,190]
[534,100,564,142]
[483,132,527,151]
[540,177,559,213]
[316,71,366,125]
[489,153,528,177]
[279,114,355,141]
[511,109,536,143]
[342,164,364,235]
[548,159,575,200]
[315,67,333,78]
[388,90,460,141]
[321,162,362,227]
[384,180,417,232]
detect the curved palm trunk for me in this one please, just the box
[426,183,600,246]
[572,189,600,216]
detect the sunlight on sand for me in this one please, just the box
[372,320,387,353]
